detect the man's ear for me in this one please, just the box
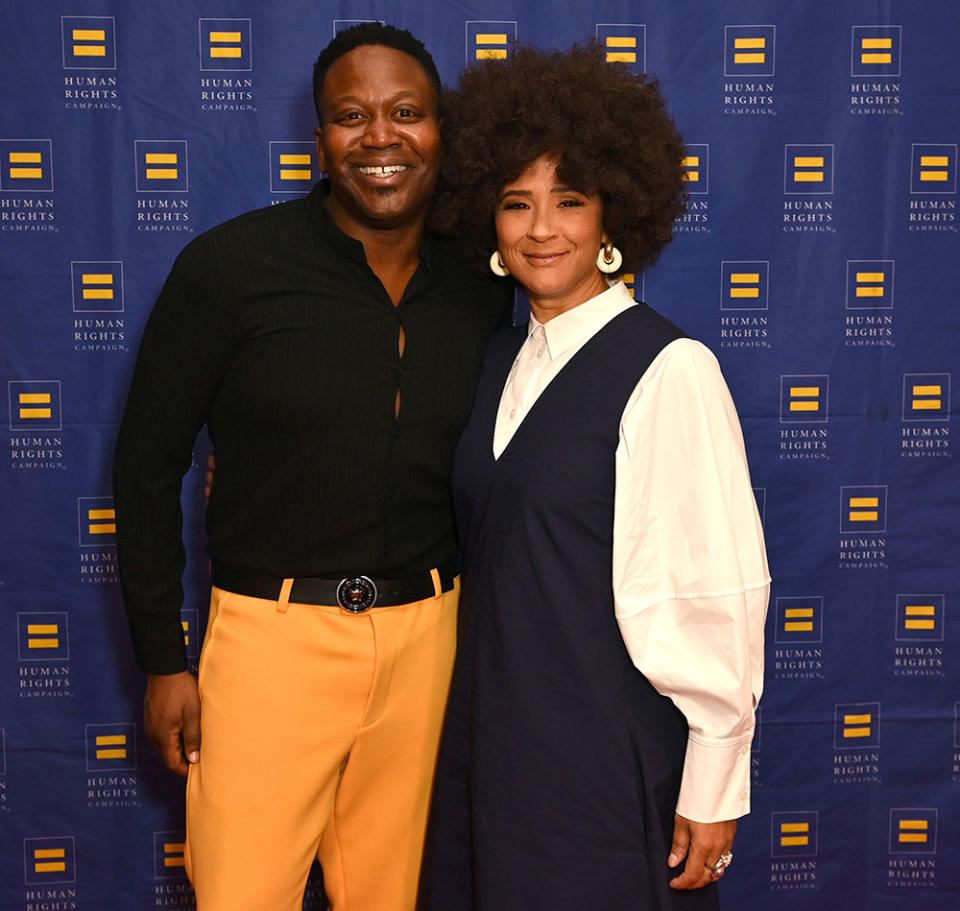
[314,125,326,173]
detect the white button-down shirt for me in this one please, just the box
[493,281,770,823]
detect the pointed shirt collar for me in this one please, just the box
[529,281,637,361]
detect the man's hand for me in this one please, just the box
[144,671,201,777]
[668,814,737,890]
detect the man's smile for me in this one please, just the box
[357,164,411,177]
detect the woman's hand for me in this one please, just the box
[204,452,215,503]
[667,814,737,890]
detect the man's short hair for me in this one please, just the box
[313,23,442,121]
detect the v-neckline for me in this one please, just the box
[490,306,638,463]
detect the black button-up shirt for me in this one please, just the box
[114,182,509,673]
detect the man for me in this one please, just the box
[114,23,507,911]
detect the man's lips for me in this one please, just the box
[355,164,411,177]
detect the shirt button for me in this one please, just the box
[738,790,748,800]
[740,746,750,756]
[509,408,516,418]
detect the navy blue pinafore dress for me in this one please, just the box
[419,304,720,910]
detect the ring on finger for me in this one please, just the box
[704,851,733,877]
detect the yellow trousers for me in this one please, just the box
[185,574,458,910]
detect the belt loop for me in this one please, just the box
[430,567,442,600]
[276,577,294,613]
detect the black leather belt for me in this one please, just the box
[211,557,458,613]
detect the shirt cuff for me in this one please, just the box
[128,612,189,675]
[675,733,753,823]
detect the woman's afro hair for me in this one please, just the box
[431,43,689,274]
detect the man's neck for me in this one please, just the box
[326,199,425,305]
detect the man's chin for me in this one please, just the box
[329,188,429,234]
[362,196,431,229]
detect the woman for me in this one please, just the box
[418,46,770,909]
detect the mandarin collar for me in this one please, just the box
[529,281,637,361]
[309,180,436,272]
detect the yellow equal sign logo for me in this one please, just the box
[209,30,242,59]
[734,36,766,64]
[682,155,700,182]
[34,847,67,874]
[145,152,178,181]
[181,619,190,646]
[843,712,872,739]
[82,272,114,302]
[279,153,312,181]
[793,155,824,183]
[855,270,885,298]
[779,821,809,847]
[898,819,928,844]
[848,495,879,523]
[27,623,60,650]
[621,273,636,297]
[784,606,814,633]
[911,383,942,412]
[87,506,116,536]
[860,36,892,65]
[903,603,936,632]
[8,151,43,180]
[729,272,760,299]
[72,27,106,57]
[789,385,820,412]
[96,733,128,760]
[164,842,186,868]
[605,36,637,64]
[475,33,507,60]
[919,155,949,183]
[19,392,52,420]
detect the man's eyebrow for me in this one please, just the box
[326,89,427,106]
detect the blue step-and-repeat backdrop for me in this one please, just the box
[1,1,958,908]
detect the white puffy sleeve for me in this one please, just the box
[613,337,770,823]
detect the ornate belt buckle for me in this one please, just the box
[336,576,378,612]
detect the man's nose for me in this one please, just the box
[361,114,400,148]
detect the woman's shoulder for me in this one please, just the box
[485,322,527,354]
[635,336,728,405]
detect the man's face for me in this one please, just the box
[316,44,441,238]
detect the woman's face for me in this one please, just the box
[495,155,610,322]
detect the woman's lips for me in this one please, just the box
[522,251,569,265]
